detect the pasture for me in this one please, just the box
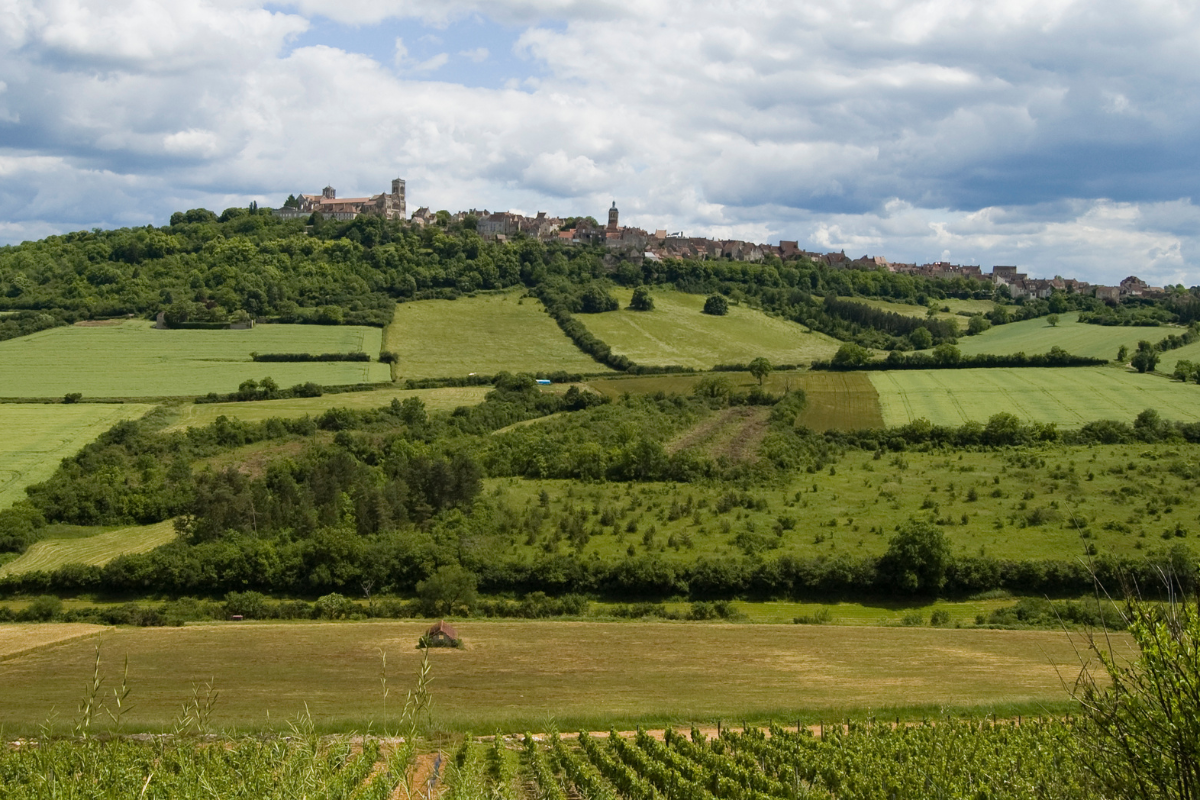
[581,289,842,369]
[839,297,993,331]
[0,520,177,577]
[0,403,154,510]
[164,386,492,430]
[0,621,1098,733]
[870,367,1200,427]
[0,321,389,399]
[384,292,606,379]
[489,440,1200,563]
[955,312,1149,360]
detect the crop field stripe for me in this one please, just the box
[0,520,177,576]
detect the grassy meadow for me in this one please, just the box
[0,403,154,510]
[486,440,1200,563]
[385,292,606,379]
[0,620,1100,733]
[0,320,389,399]
[956,312,1152,360]
[0,521,177,577]
[840,297,994,331]
[581,288,843,368]
[164,385,492,430]
[870,366,1200,427]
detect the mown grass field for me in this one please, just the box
[586,371,883,430]
[955,312,1155,360]
[0,520,177,577]
[870,367,1200,427]
[385,292,607,379]
[0,321,390,399]
[164,386,492,430]
[0,403,155,510]
[0,621,1100,733]
[581,289,843,368]
[488,440,1200,563]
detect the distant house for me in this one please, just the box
[421,620,461,648]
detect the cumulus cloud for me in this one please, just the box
[2,0,1199,283]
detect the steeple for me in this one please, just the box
[607,201,619,232]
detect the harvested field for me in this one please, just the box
[0,403,155,510]
[582,289,842,369]
[0,623,108,661]
[792,372,883,430]
[165,386,492,430]
[870,366,1200,427]
[0,320,389,398]
[385,292,606,379]
[0,621,1106,733]
[668,406,771,461]
[0,521,178,577]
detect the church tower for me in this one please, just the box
[391,178,406,218]
[607,201,619,231]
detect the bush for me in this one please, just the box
[702,295,729,316]
[629,286,655,311]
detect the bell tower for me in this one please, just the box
[391,178,406,218]
[322,185,336,199]
[607,201,619,231]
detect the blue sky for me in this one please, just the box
[0,0,1198,285]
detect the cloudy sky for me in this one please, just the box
[1,0,1198,285]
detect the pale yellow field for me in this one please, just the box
[0,620,1113,732]
[0,623,108,661]
[0,520,178,577]
[165,386,492,430]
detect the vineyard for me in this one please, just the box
[439,721,1092,799]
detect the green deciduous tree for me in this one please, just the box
[416,564,479,617]
[831,343,872,367]
[879,520,951,595]
[629,286,655,311]
[1131,341,1160,373]
[702,294,728,316]
[748,357,772,386]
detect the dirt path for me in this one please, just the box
[668,406,770,462]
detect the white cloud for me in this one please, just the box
[3,0,1200,283]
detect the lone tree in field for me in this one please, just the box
[748,357,773,387]
[629,286,655,311]
[703,294,729,316]
[1047,313,1060,327]
[1131,340,1160,373]
[1117,344,1129,363]
[878,520,951,595]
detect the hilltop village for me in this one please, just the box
[273,178,1163,303]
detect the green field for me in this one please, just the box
[0,321,390,398]
[870,367,1200,427]
[956,312,1154,360]
[0,620,1099,733]
[385,293,607,379]
[581,289,842,369]
[840,296,994,331]
[487,439,1200,563]
[0,520,177,577]
[165,386,492,430]
[0,403,154,510]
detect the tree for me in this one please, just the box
[1131,340,1160,373]
[878,520,951,595]
[908,326,933,349]
[831,343,872,367]
[1173,359,1194,382]
[702,294,729,316]
[1075,596,1200,800]
[629,286,655,311]
[1117,344,1129,363]
[1047,313,1060,327]
[63,392,82,404]
[283,194,299,209]
[416,565,478,617]
[580,284,618,314]
[931,343,962,366]
[966,314,991,335]
[748,357,773,386]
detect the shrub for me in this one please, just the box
[629,286,655,311]
[702,294,728,316]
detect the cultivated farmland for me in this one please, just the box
[955,312,1150,360]
[0,403,154,510]
[581,288,842,368]
[0,520,177,577]
[164,385,492,430]
[385,292,607,379]
[0,321,389,399]
[870,367,1200,427]
[0,621,1098,733]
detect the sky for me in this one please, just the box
[1,0,1198,286]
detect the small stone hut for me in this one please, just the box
[424,620,459,647]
